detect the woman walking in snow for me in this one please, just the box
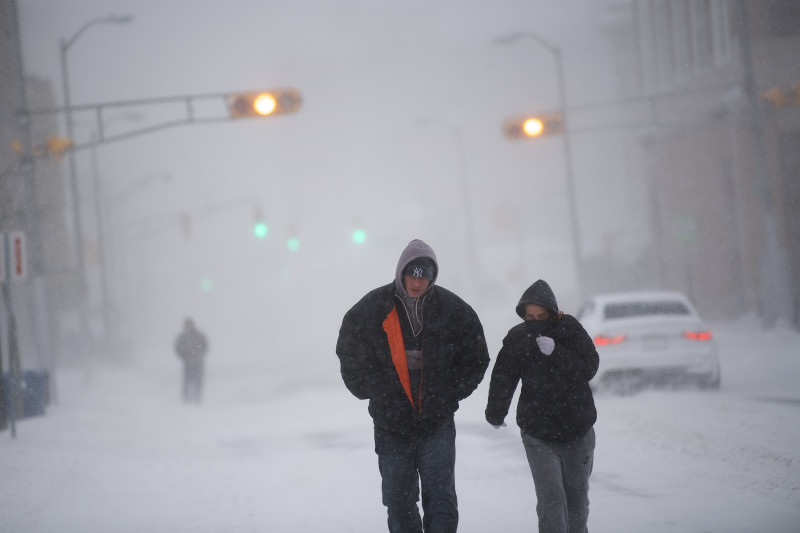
[485,279,598,533]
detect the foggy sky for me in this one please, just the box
[17,0,639,361]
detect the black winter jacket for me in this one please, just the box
[336,282,490,438]
[485,314,598,443]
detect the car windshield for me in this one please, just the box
[603,300,691,320]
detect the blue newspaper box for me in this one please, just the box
[2,369,50,419]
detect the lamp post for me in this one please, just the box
[733,1,793,328]
[416,119,480,287]
[87,132,109,346]
[87,112,142,355]
[59,13,132,351]
[494,32,583,299]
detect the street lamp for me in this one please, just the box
[59,13,132,351]
[87,112,142,354]
[494,31,584,299]
[416,119,480,282]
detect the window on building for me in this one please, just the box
[710,0,732,66]
[690,0,713,71]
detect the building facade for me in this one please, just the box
[1,0,75,377]
[603,0,799,326]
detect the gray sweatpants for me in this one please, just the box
[521,428,595,533]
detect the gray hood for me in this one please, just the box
[394,239,438,297]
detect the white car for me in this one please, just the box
[576,290,721,394]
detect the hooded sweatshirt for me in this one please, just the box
[515,279,559,318]
[393,239,439,402]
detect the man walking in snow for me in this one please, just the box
[336,238,490,533]
[174,318,209,404]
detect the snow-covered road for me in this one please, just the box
[1,317,798,532]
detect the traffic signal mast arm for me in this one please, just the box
[18,88,303,155]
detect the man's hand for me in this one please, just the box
[536,335,555,356]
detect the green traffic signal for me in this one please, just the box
[352,229,366,244]
[286,237,300,251]
[200,278,213,292]
[253,222,268,238]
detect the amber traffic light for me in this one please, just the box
[228,88,302,118]
[503,113,564,139]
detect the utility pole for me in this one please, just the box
[735,0,791,328]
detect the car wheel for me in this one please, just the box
[698,373,720,390]
[603,371,644,396]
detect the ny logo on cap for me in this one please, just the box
[412,266,424,278]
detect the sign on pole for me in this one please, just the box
[0,232,26,282]
[1,231,26,438]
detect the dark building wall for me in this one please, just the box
[747,0,800,327]
[600,0,799,325]
[0,0,27,220]
[1,0,73,367]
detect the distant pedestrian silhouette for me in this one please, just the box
[174,318,208,404]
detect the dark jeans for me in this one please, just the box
[182,362,204,404]
[374,418,458,533]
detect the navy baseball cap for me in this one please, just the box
[403,257,436,280]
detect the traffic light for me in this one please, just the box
[253,222,268,238]
[285,224,300,251]
[252,207,268,238]
[200,278,213,292]
[228,88,302,119]
[503,113,563,139]
[352,229,367,244]
[180,212,192,239]
[760,82,800,109]
[760,86,787,109]
[46,136,74,158]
